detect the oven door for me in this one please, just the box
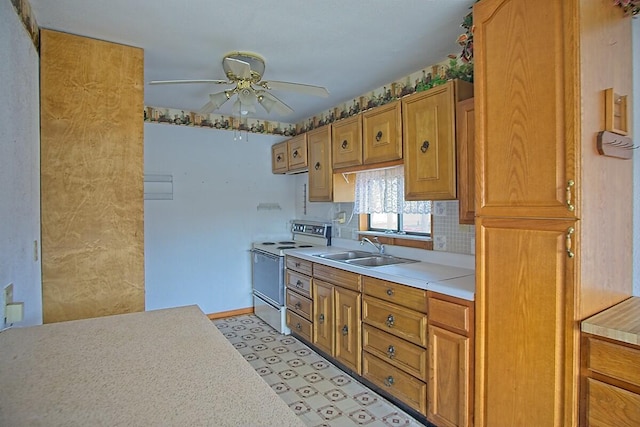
[251,249,284,306]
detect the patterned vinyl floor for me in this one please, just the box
[213,314,427,427]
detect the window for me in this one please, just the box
[369,213,432,236]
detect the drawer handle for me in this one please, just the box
[315,162,321,170]
[294,302,301,310]
[386,288,394,296]
[276,154,283,162]
[296,280,303,288]
[341,140,348,149]
[292,149,299,158]
[319,313,325,323]
[387,345,395,359]
[342,325,349,336]
[384,376,395,387]
[295,262,301,267]
[420,140,430,153]
[386,314,395,328]
[376,130,383,142]
[296,322,302,330]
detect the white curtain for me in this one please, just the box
[353,165,432,214]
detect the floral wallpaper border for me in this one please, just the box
[11,0,39,50]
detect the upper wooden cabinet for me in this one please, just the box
[271,140,288,174]
[363,100,402,165]
[287,133,308,172]
[456,97,475,224]
[332,115,363,169]
[403,80,473,201]
[307,126,333,202]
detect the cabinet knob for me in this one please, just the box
[314,162,321,170]
[387,345,395,359]
[384,376,395,387]
[386,288,394,296]
[296,323,302,330]
[376,131,383,142]
[341,140,348,149]
[296,280,303,288]
[294,302,301,310]
[292,150,299,158]
[276,155,283,162]
[420,141,430,153]
[342,325,349,336]
[319,313,325,323]
[294,262,301,267]
[386,314,395,328]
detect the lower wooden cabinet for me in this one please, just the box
[312,278,362,374]
[581,334,640,427]
[286,310,312,342]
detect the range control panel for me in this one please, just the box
[291,221,332,238]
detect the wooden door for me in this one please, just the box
[313,280,334,356]
[456,97,475,224]
[473,0,576,219]
[307,126,333,202]
[403,81,458,200]
[332,115,362,169]
[475,217,576,427]
[40,29,144,323]
[287,134,308,171]
[428,325,470,427]
[335,286,362,374]
[271,141,288,174]
[362,100,402,165]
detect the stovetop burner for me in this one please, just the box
[297,245,313,248]
[277,246,295,249]
[262,242,276,245]
[279,241,295,245]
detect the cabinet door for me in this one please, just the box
[362,100,402,165]
[402,82,457,200]
[428,325,470,427]
[307,126,333,202]
[287,134,308,171]
[313,280,334,356]
[475,217,576,427]
[474,0,576,219]
[335,286,362,374]
[271,141,288,174]
[456,97,475,224]
[332,115,362,169]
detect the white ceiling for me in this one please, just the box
[29,0,475,124]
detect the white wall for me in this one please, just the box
[633,18,639,296]
[144,123,296,314]
[0,0,42,327]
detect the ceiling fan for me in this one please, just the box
[149,51,329,116]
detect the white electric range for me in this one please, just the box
[250,220,331,333]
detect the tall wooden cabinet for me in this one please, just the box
[40,30,145,323]
[307,126,333,202]
[473,1,633,426]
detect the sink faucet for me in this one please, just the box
[360,237,385,255]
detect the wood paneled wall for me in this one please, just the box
[40,29,144,323]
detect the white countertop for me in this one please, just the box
[285,244,475,301]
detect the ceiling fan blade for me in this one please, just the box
[224,57,252,80]
[199,101,216,114]
[260,80,329,97]
[149,79,231,85]
[257,91,294,115]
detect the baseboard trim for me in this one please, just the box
[207,307,254,320]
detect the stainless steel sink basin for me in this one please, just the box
[344,256,418,267]
[314,250,374,261]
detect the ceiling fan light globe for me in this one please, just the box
[209,91,232,109]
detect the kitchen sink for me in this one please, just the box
[345,256,418,267]
[314,250,374,261]
[313,251,418,268]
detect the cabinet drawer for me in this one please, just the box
[286,289,312,321]
[286,310,312,342]
[586,337,640,388]
[286,271,312,298]
[586,378,640,427]
[428,296,471,335]
[363,276,427,314]
[363,324,427,380]
[286,256,313,276]
[363,295,428,347]
[362,352,427,415]
[313,264,361,291]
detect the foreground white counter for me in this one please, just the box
[0,305,304,427]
